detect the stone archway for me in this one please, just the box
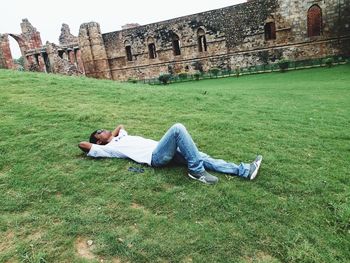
[0,19,44,71]
[8,34,28,69]
[0,34,17,69]
[0,34,36,71]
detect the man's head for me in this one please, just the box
[89,129,112,145]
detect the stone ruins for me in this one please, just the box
[0,0,349,81]
[0,19,84,75]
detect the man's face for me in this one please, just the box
[95,129,112,145]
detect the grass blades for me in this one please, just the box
[0,65,349,262]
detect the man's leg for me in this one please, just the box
[151,123,218,184]
[151,123,204,172]
[200,152,263,180]
[200,152,250,178]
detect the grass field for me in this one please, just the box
[0,65,349,262]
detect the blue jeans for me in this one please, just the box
[151,123,250,177]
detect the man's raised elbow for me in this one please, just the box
[78,142,90,153]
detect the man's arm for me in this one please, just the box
[111,124,124,137]
[78,141,92,153]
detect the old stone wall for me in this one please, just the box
[46,42,81,75]
[79,0,350,81]
[20,19,42,50]
[59,23,79,45]
[1,0,349,80]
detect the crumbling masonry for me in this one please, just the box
[78,0,350,81]
[1,0,349,81]
[0,19,84,75]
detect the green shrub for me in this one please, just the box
[178,72,188,80]
[13,56,25,68]
[235,67,241,78]
[337,56,345,63]
[209,67,220,78]
[278,58,290,72]
[193,71,201,81]
[324,58,334,68]
[158,73,172,85]
[127,78,138,84]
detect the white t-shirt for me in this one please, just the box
[87,129,158,165]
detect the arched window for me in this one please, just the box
[172,34,181,56]
[197,28,207,52]
[147,37,157,59]
[308,5,322,37]
[264,22,276,40]
[125,40,133,61]
[148,43,157,59]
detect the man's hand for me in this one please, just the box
[112,124,124,137]
[78,141,92,153]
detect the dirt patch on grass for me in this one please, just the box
[129,223,139,234]
[75,237,96,260]
[243,252,281,263]
[131,203,143,209]
[181,256,193,263]
[75,237,125,262]
[131,203,150,215]
[55,192,62,199]
[27,231,43,242]
[0,231,15,254]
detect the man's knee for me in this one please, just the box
[172,123,186,132]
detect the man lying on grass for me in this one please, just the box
[78,123,262,184]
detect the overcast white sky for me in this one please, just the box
[1,0,246,58]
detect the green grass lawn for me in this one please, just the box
[0,65,349,262]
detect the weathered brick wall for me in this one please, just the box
[59,24,79,45]
[276,0,350,56]
[79,0,348,81]
[46,43,81,76]
[100,0,277,80]
[3,0,349,80]
[20,19,42,50]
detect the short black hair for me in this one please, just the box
[89,130,98,144]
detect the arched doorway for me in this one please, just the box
[9,36,23,70]
[0,34,28,70]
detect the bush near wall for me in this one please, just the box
[209,67,220,78]
[158,73,172,85]
[277,58,290,72]
[178,72,188,80]
[143,55,348,85]
[324,57,334,68]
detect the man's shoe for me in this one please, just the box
[248,155,263,180]
[188,170,218,185]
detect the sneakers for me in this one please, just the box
[248,155,263,180]
[188,170,218,185]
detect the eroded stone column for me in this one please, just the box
[0,34,15,69]
[68,50,76,64]
[37,54,46,72]
[75,49,85,74]
[78,22,111,79]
